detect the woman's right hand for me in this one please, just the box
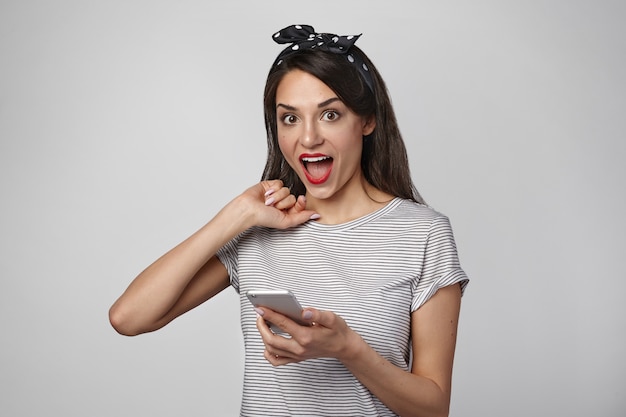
[237,180,319,229]
[109,180,318,336]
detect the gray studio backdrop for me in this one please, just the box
[1,1,624,416]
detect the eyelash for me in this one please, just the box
[281,114,298,125]
[280,110,341,125]
[322,110,340,121]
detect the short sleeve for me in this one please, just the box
[411,214,469,311]
[215,234,241,292]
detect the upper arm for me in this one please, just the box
[410,283,462,396]
[152,255,231,331]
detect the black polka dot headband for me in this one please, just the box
[272,24,375,93]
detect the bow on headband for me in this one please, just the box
[272,24,375,93]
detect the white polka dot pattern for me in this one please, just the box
[271,24,375,92]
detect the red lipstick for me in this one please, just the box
[300,153,333,185]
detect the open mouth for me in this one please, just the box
[300,155,333,184]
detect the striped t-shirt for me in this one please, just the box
[217,197,469,416]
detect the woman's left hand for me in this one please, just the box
[255,307,360,365]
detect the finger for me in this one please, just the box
[278,210,321,229]
[264,349,281,365]
[293,195,307,212]
[264,349,299,366]
[264,344,295,360]
[264,186,291,207]
[256,311,299,347]
[301,308,317,326]
[256,313,279,342]
[256,315,301,360]
[258,307,297,335]
[286,195,307,214]
[272,194,297,210]
[261,179,284,194]
[261,180,285,200]
[255,313,269,332]
[301,307,335,328]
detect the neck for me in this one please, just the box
[305,178,394,225]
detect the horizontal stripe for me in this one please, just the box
[217,198,468,416]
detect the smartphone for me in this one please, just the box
[246,289,309,330]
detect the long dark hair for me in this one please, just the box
[262,46,424,204]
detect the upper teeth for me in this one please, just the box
[301,156,330,162]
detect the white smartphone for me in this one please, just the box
[246,289,309,329]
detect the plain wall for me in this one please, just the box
[1,1,624,416]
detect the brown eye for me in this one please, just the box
[322,110,339,121]
[281,114,298,125]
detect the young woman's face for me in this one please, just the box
[275,69,375,201]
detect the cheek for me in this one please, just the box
[277,127,298,151]
[277,136,298,168]
[277,135,288,155]
[334,125,364,153]
[276,126,289,147]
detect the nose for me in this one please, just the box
[299,119,323,148]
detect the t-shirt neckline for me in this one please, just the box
[302,197,403,231]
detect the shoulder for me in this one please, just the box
[387,198,448,223]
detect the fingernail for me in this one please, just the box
[265,197,275,206]
[309,213,321,220]
[254,307,265,316]
[264,189,275,197]
[302,310,313,320]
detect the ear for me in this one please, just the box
[362,115,376,136]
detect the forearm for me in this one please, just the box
[340,334,450,417]
[109,197,255,335]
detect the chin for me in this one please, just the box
[306,184,345,201]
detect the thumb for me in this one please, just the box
[282,210,320,228]
[301,307,328,327]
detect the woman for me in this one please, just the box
[110,24,469,417]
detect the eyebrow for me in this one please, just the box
[276,97,341,111]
